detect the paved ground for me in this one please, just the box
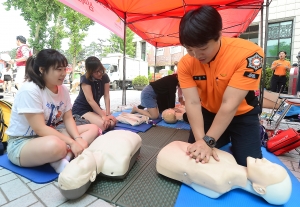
[0,86,299,207]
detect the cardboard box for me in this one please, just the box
[262,90,282,109]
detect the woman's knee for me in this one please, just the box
[44,136,68,158]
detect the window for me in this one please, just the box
[266,21,293,66]
[240,25,259,45]
[141,42,146,61]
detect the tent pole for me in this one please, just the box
[259,3,264,109]
[122,16,127,106]
[154,43,157,81]
[259,0,270,109]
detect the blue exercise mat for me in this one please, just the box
[112,109,162,132]
[157,120,190,130]
[175,144,300,207]
[0,154,58,184]
[113,126,140,133]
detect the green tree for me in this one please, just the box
[3,0,61,53]
[84,41,102,58]
[47,2,67,50]
[103,28,136,58]
[62,7,94,72]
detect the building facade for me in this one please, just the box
[134,0,300,73]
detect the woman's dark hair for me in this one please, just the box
[16,35,27,44]
[179,6,222,47]
[278,51,287,55]
[25,49,68,89]
[6,63,11,70]
[85,56,105,80]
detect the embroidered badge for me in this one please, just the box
[193,75,207,80]
[220,73,227,77]
[246,52,263,71]
[243,71,259,79]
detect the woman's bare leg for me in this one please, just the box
[82,112,106,131]
[7,81,12,93]
[58,123,99,145]
[19,136,68,167]
[131,106,159,119]
[3,81,7,93]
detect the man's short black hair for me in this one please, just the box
[16,35,26,44]
[179,6,222,47]
[292,63,298,67]
[278,51,287,55]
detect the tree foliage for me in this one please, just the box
[62,7,94,73]
[103,28,136,58]
[3,0,61,53]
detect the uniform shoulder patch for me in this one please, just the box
[246,52,263,71]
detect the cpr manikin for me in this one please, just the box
[156,141,292,205]
[58,130,141,199]
[162,104,186,124]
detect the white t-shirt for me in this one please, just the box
[6,81,72,136]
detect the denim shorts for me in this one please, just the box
[141,85,157,108]
[7,135,38,166]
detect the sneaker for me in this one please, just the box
[138,105,145,109]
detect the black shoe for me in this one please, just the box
[138,105,145,109]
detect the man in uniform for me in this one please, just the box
[178,6,263,166]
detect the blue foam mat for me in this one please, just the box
[112,109,162,132]
[0,154,58,184]
[175,145,300,207]
[113,126,140,133]
[157,120,190,130]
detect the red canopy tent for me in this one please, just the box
[60,0,266,105]
[96,0,264,47]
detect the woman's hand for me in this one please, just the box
[186,139,219,163]
[107,115,117,123]
[69,141,84,157]
[75,137,89,149]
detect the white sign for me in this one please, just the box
[156,48,164,56]
[170,46,182,54]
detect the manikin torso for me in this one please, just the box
[156,141,292,205]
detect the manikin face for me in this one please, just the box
[185,38,221,64]
[41,65,66,91]
[92,67,105,80]
[103,119,116,131]
[278,52,286,60]
[247,157,287,195]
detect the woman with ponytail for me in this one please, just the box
[5,49,99,173]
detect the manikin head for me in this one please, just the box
[58,150,104,191]
[162,109,177,124]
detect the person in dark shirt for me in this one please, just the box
[72,56,116,131]
[131,74,182,119]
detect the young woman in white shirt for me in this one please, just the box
[6,49,99,173]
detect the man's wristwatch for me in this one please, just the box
[203,135,216,148]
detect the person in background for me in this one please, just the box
[5,49,99,173]
[10,35,31,89]
[178,6,263,166]
[270,51,291,93]
[1,62,13,94]
[131,74,183,119]
[174,61,179,73]
[70,61,83,93]
[72,56,117,132]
